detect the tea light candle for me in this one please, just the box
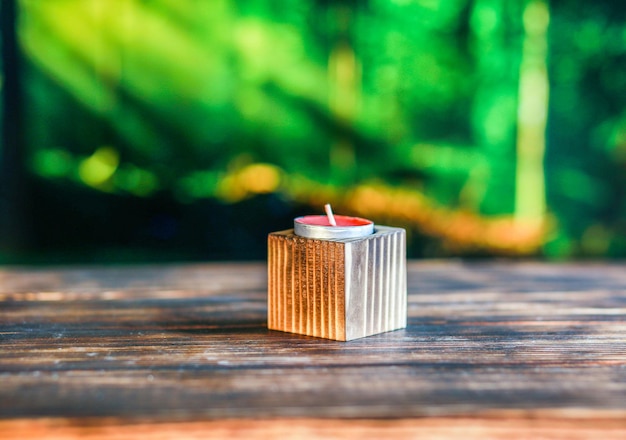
[294,204,374,239]
[268,204,407,341]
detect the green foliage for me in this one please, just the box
[3,0,625,260]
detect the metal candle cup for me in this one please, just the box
[294,215,374,240]
[268,210,407,341]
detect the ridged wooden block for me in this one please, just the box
[267,226,407,341]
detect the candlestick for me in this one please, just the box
[268,205,407,341]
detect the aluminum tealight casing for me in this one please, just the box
[267,226,407,341]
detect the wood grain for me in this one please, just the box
[1,261,625,438]
[2,416,626,440]
[268,231,347,340]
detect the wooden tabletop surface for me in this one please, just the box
[1,261,625,439]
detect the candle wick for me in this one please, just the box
[324,203,337,227]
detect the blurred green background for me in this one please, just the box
[0,0,625,264]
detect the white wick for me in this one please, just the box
[324,203,337,226]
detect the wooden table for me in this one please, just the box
[1,262,625,439]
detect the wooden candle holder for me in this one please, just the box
[267,226,407,341]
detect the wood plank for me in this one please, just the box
[1,416,626,440]
[0,262,625,429]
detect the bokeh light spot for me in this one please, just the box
[78,146,119,188]
[32,148,73,178]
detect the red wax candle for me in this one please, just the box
[294,210,374,240]
[296,215,372,227]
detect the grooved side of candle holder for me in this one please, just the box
[344,227,407,341]
[267,231,346,340]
